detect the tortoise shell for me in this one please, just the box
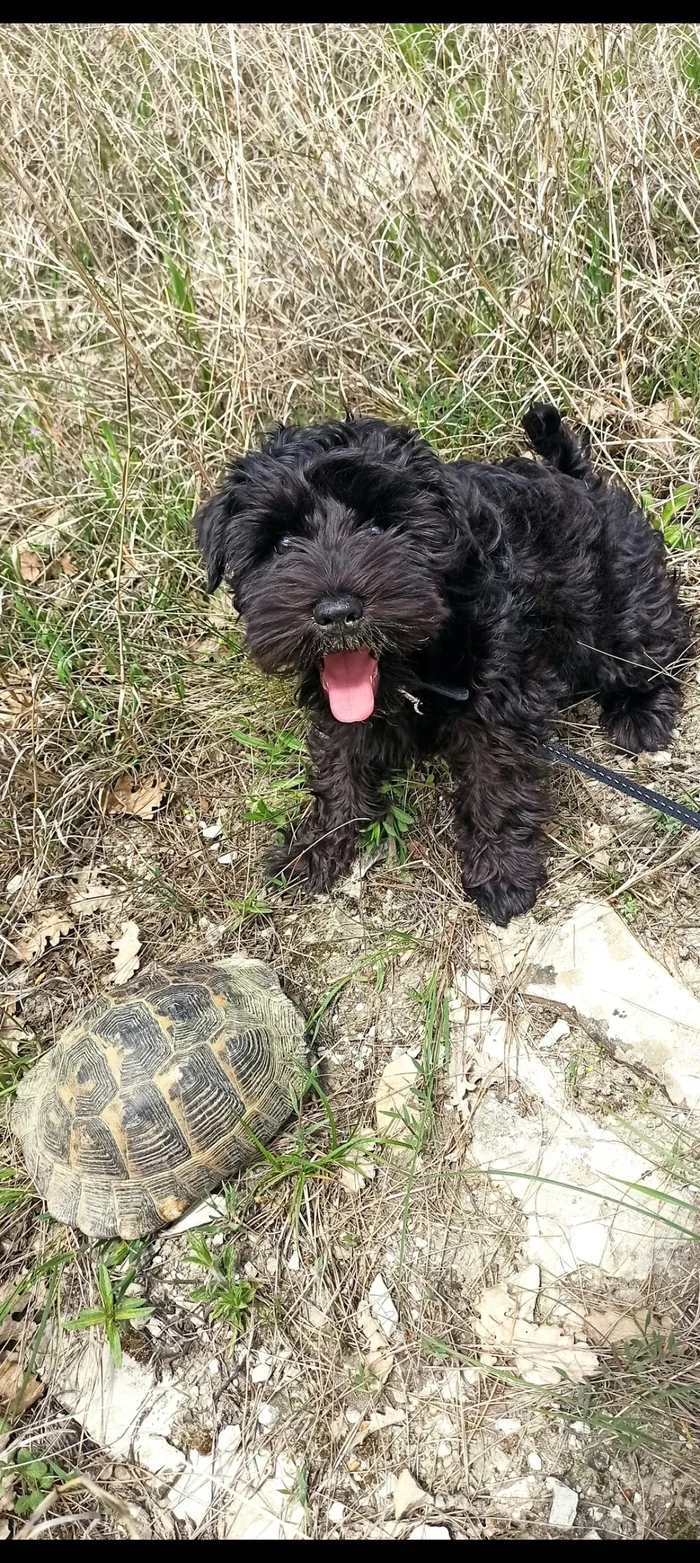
[12,955,306,1239]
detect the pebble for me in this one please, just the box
[546,1478,579,1529]
[409,1524,451,1540]
[250,1362,272,1384]
[437,1441,453,1460]
[527,1451,542,1472]
[328,1501,346,1525]
[495,1417,521,1436]
[257,1404,279,1430]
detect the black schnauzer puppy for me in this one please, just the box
[195,404,688,925]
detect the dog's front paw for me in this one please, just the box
[266,831,351,895]
[463,867,543,927]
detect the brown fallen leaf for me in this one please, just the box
[111,920,141,986]
[338,1134,376,1193]
[0,1357,44,1411]
[101,774,167,821]
[14,544,43,583]
[0,684,31,730]
[69,866,112,918]
[58,551,78,576]
[9,908,74,967]
[375,1053,421,1152]
[474,1280,598,1387]
[394,1468,429,1521]
[357,1302,394,1382]
[352,1407,404,1447]
[584,1307,666,1347]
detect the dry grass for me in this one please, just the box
[1,22,700,1541]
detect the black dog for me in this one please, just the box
[195,404,689,925]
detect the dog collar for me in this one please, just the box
[399,677,470,715]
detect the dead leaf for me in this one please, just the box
[352,1407,404,1447]
[0,685,31,731]
[394,1468,429,1521]
[474,1277,598,1387]
[208,588,240,632]
[357,1303,394,1382]
[58,551,78,576]
[375,1053,421,1150]
[69,866,112,917]
[14,544,43,583]
[0,1358,44,1411]
[0,1005,31,1055]
[577,391,623,424]
[584,1307,666,1347]
[641,397,688,456]
[9,908,73,967]
[101,774,167,821]
[110,920,141,986]
[338,1136,376,1193]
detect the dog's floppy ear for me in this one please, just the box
[193,489,232,593]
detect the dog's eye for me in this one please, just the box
[369,523,383,536]
[275,535,293,553]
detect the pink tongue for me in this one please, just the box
[321,649,378,722]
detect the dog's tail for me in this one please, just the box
[522,402,593,484]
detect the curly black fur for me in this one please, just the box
[195,404,690,925]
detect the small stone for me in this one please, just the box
[250,1362,272,1384]
[456,969,494,1005]
[493,1477,540,1522]
[257,1404,279,1429]
[583,1531,601,1540]
[409,1524,451,1540]
[495,1417,522,1436]
[538,1018,570,1050]
[527,1450,542,1472]
[207,1358,220,1377]
[436,1441,453,1460]
[328,1501,345,1525]
[546,1478,578,1529]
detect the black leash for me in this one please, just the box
[543,741,700,831]
[412,677,700,832]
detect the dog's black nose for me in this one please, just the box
[313,594,364,627]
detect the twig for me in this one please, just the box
[607,833,699,902]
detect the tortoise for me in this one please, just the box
[12,955,306,1239]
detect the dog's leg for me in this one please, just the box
[266,720,392,893]
[449,722,551,926]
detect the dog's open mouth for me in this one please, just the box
[320,649,378,723]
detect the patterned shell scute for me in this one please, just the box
[11,955,306,1240]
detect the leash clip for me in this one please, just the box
[399,688,423,716]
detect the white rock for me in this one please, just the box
[495,1417,522,1436]
[368,1273,399,1338]
[200,820,223,840]
[470,1027,688,1280]
[456,969,494,1005]
[527,1450,543,1472]
[538,1018,570,1050]
[409,1524,451,1540]
[257,1403,279,1429]
[50,1335,186,1474]
[584,1530,601,1539]
[221,1453,306,1540]
[328,1501,346,1525]
[546,1477,579,1529]
[436,1441,453,1460]
[490,899,700,1108]
[250,1362,272,1384]
[492,1476,541,1522]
